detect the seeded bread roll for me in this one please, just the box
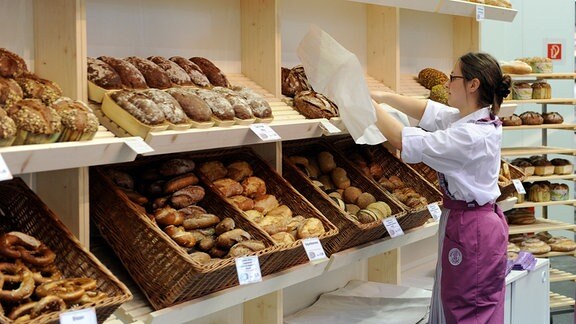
[87,57,123,90]
[417,68,449,90]
[0,48,28,78]
[0,76,23,108]
[51,97,99,141]
[169,56,210,87]
[125,56,172,89]
[148,56,193,86]
[16,75,63,105]
[0,108,16,147]
[110,90,165,125]
[294,90,339,119]
[190,57,230,88]
[141,89,187,124]
[98,56,148,89]
[166,88,213,122]
[7,98,62,144]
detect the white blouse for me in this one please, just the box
[401,100,502,205]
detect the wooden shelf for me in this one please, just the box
[550,292,576,309]
[508,73,576,80]
[504,98,576,105]
[514,199,576,209]
[0,128,138,175]
[501,146,576,157]
[503,124,576,131]
[346,0,517,22]
[508,218,576,235]
[549,268,576,283]
[524,174,576,182]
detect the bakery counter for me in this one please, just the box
[0,127,139,176]
[345,0,517,22]
[508,218,576,235]
[513,199,576,209]
[501,146,576,157]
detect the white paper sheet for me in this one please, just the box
[296,26,386,145]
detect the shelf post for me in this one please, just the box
[367,5,399,92]
[367,248,401,284]
[243,290,283,324]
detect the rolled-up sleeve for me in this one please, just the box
[418,100,459,132]
[401,127,428,163]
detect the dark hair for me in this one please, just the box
[458,52,511,115]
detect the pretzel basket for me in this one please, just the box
[0,178,132,323]
[497,160,525,201]
[330,136,443,231]
[90,162,280,310]
[283,138,407,252]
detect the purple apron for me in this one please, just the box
[430,114,508,324]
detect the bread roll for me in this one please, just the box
[170,185,206,208]
[213,178,244,197]
[87,57,123,90]
[241,176,266,199]
[199,161,228,181]
[500,60,532,74]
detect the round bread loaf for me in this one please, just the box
[0,48,28,78]
[294,90,339,119]
[87,57,123,90]
[148,56,192,86]
[166,88,212,122]
[531,81,551,99]
[417,68,448,90]
[501,114,522,126]
[190,57,230,87]
[169,56,210,87]
[16,76,63,105]
[98,56,148,89]
[125,56,172,89]
[519,238,551,254]
[7,98,62,144]
[282,65,312,97]
[512,82,532,100]
[518,111,543,125]
[542,112,563,124]
[51,97,99,141]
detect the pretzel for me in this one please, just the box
[0,262,23,283]
[0,266,35,302]
[35,277,97,302]
[0,232,56,266]
[31,295,67,318]
[30,264,63,284]
[77,290,108,305]
[7,300,35,320]
[19,244,56,267]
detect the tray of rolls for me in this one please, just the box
[90,157,281,310]
[0,178,132,323]
[282,138,407,252]
[329,136,442,232]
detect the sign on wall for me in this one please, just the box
[547,43,562,60]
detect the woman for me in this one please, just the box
[372,52,512,323]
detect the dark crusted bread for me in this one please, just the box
[190,57,230,87]
[0,76,23,108]
[281,65,312,97]
[15,75,63,105]
[87,57,123,90]
[7,98,62,135]
[125,56,172,89]
[169,56,210,87]
[192,88,235,121]
[166,88,213,122]
[110,90,165,125]
[148,56,193,86]
[294,90,338,119]
[141,89,187,124]
[212,86,253,120]
[232,86,272,119]
[98,56,148,89]
[0,48,28,78]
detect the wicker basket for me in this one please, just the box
[180,147,339,275]
[330,137,443,231]
[283,138,407,251]
[0,178,132,323]
[90,164,280,310]
[498,160,525,201]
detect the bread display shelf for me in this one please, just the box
[504,98,576,105]
[0,127,138,175]
[398,74,429,98]
[549,292,576,309]
[514,199,576,209]
[524,174,576,182]
[508,218,576,235]
[503,124,576,131]
[549,268,576,283]
[346,0,517,22]
[501,146,576,157]
[109,223,438,324]
[508,72,576,80]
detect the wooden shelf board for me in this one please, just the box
[398,74,429,98]
[0,131,138,175]
[508,218,576,235]
[504,98,576,105]
[550,292,576,309]
[550,268,576,282]
[503,124,576,131]
[508,73,576,80]
[501,146,576,157]
[537,250,576,258]
[524,174,576,182]
[514,199,576,209]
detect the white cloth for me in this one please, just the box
[401,101,502,205]
[296,25,385,145]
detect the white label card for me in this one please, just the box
[302,237,328,262]
[235,255,262,285]
[512,179,526,194]
[476,5,485,21]
[383,217,404,238]
[125,137,154,154]
[250,123,281,141]
[427,202,442,221]
[319,119,341,134]
[59,308,97,324]
[0,154,12,181]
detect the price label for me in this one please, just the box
[235,255,262,285]
[250,123,281,141]
[476,5,485,21]
[512,179,526,194]
[427,202,442,221]
[0,154,13,181]
[59,308,97,324]
[319,119,341,134]
[125,137,154,154]
[383,217,404,238]
[302,237,328,262]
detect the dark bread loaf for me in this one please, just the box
[542,112,563,124]
[110,90,165,125]
[7,98,62,139]
[281,65,312,97]
[192,88,235,121]
[148,56,193,86]
[0,76,23,108]
[501,114,522,126]
[190,57,231,87]
[15,75,63,105]
[141,89,187,124]
[125,56,172,89]
[294,90,339,119]
[232,86,272,119]
[0,48,28,78]
[98,56,148,89]
[212,86,253,120]
[169,56,210,87]
[166,88,213,122]
[87,57,123,89]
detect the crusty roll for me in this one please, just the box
[170,185,205,208]
[213,178,244,198]
[500,60,532,74]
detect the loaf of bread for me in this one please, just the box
[110,90,165,125]
[148,56,192,86]
[500,60,532,74]
[518,111,543,125]
[232,86,273,119]
[125,56,172,89]
[98,56,148,89]
[16,75,63,105]
[294,90,339,119]
[500,114,522,126]
[281,65,312,97]
[542,112,563,124]
[165,88,213,123]
[212,86,253,120]
[51,97,99,141]
[7,98,62,145]
[141,89,187,124]
[512,82,532,100]
[190,57,230,87]
[0,76,23,108]
[0,108,16,147]
[0,48,28,78]
[417,68,449,90]
[169,56,210,87]
[87,57,123,90]
[192,88,235,121]
[550,158,573,175]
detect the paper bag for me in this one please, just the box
[296,25,386,145]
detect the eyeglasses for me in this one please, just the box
[449,75,465,82]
